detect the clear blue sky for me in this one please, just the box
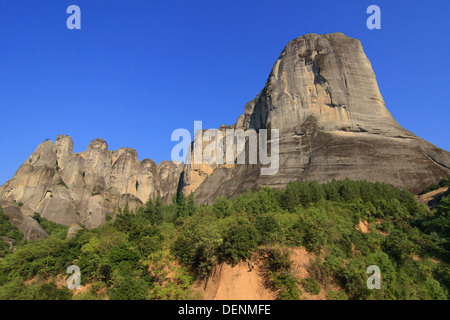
[0,0,449,184]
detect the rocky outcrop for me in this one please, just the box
[1,32,449,230]
[66,224,83,240]
[0,200,48,240]
[181,33,450,203]
[0,136,183,229]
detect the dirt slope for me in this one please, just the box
[416,187,449,207]
[194,253,276,300]
[193,247,341,300]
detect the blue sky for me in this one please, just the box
[0,0,449,184]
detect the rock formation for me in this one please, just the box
[181,33,450,203]
[0,136,183,229]
[0,200,48,240]
[1,32,449,230]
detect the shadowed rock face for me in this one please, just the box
[0,136,183,229]
[182,33,450,203]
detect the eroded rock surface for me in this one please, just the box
[1,32,449,229]
[0,200,48,240]
[0,136,183,229]
[181,33,450,203]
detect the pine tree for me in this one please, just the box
[152,196,164,225]
[176,193,188,219]
[186,193,197,217]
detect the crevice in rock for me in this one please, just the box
[421,150,450,171]
[34,190,52,211]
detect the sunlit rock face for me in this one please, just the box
[1,32,449,226]
[0,135,183,229]
[182,33,450,203]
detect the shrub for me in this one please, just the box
[108,274,148,300]
[337,257,371,300]
[0,208,25,256]
[301,277,321,295]
[0,279,72,300]
[171,210,222,277]
[57,180,68,188]
[220,219,260,263]
[326,291,348,300]
[265,248,301,300]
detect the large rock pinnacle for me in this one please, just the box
[183,33,450,203]
[248,33,402,135]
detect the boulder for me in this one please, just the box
[0,200,48,240]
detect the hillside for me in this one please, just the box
[0,179,448,300]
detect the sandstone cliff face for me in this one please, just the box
[182,33,450,203]
[1,32,449,230]
[0,136,183,229]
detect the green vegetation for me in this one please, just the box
[0,208,26,257]
[265,248,301,300]
[32,213,69,239]
[301,277,321,295]
[0,278,72,300]
[0,179,449,300]
[57,180,68,189]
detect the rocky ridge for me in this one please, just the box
[0,136,183,231]
[1,32,449,237]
